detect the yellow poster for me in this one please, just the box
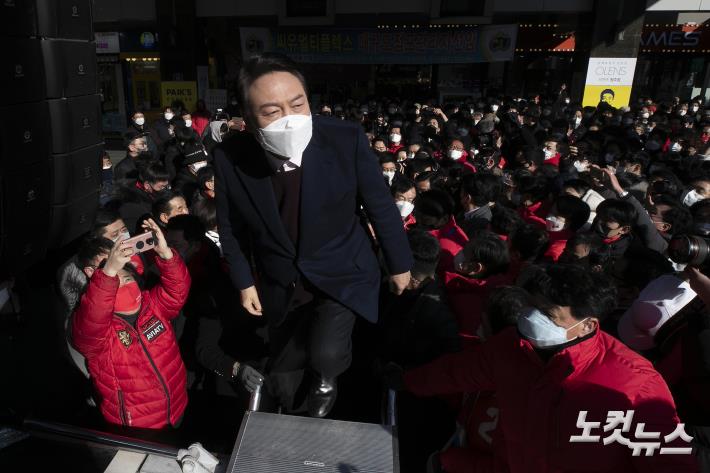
[581,57,637,109]
[582,85,633,108]
[161,81,198,112]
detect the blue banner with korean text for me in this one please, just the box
[240,26,517,64]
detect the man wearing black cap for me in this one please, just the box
[114,130,154,188]
[173,142,211,206]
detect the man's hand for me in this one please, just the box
[389,271,411,295]
[103,238,134,278]
[142,218,173,260]
[600,166,625,196]
[240,285,263,316]
[233,362,265,393]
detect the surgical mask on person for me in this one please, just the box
[517,307,588,349]
[383,170,395,184]
[448,149,463,160]
[184,119,192,128]
[113,231,131,243]
[573,160,589,173]
[574,117,582,126]
[407,152,415,159]
[491,104,499,112]
[683,189,705,207]
[543,148,554,160]
[564,98,571,104]
[671,142,682,153]
[679,109,687,116]
[545,215,566,232]
[389,133,401,144]
[189,161,208,174]
[692,106,699,113]
[395,200,414,218]
[641,112,650,119]
[255,114,313,160]
[134,117,145,126]
[164,112,174,121]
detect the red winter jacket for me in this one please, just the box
[429,217,469,275]
[444,271,515,339]
[405,328,698,473]
[544,229,575,262]
[518,200,550,230]
[72,253,191,429]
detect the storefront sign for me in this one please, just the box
[120,31,160,52]
[95,32,120,54]
[240,26,518,64]
[582,57,637,108]
[161,81,197,112]
[640,25,707,51]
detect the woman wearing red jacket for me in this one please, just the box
[72,219,191,429]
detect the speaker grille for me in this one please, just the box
[229,412,395,473]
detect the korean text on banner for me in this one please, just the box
[582,58,637,108]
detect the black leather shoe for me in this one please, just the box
[307,375,337,418]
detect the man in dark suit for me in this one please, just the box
[213,53,413,417]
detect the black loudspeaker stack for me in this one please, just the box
[0,0,102,274]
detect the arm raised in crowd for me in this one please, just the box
[143,218,191,320]
[601,167,668,254]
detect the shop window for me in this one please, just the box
[440,0,485,17]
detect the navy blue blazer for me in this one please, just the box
[213,115,413,325]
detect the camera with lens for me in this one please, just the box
[668,224,710,266]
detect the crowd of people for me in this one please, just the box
[56,56,710,472]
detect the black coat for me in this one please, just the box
[213,116,413,326]
[378,278,461,367]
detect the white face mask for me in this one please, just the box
[573,160,589,173]
[671,142,682,152]
[189,161,208,174]
[164,112,174,121]
[543,148,554,160]
[448,149,463,160]
[134,117,145,126]
[641,112,650,119]
[407,152,415,159]
[574,117,582,125]
[692,106,699,113]
[491,104,499,112]
[113,231,131,243]
[383,170,395,184]
[683,189,705,207]
[517,307,588,349]
[396,200,414,218]
[679,110,687,116]
[545,215,566,232]
[564,98,571,104]
[255,114,313,160]
[389,133,401,144]
[184,119,192,128]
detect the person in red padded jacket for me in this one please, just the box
[390,265,699,473]
[72,218,191,429]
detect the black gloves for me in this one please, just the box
[235,363,265,393]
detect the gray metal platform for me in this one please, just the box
[226,412,398,473]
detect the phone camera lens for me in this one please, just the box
[136,241,144,249]
[147,238,154,245]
